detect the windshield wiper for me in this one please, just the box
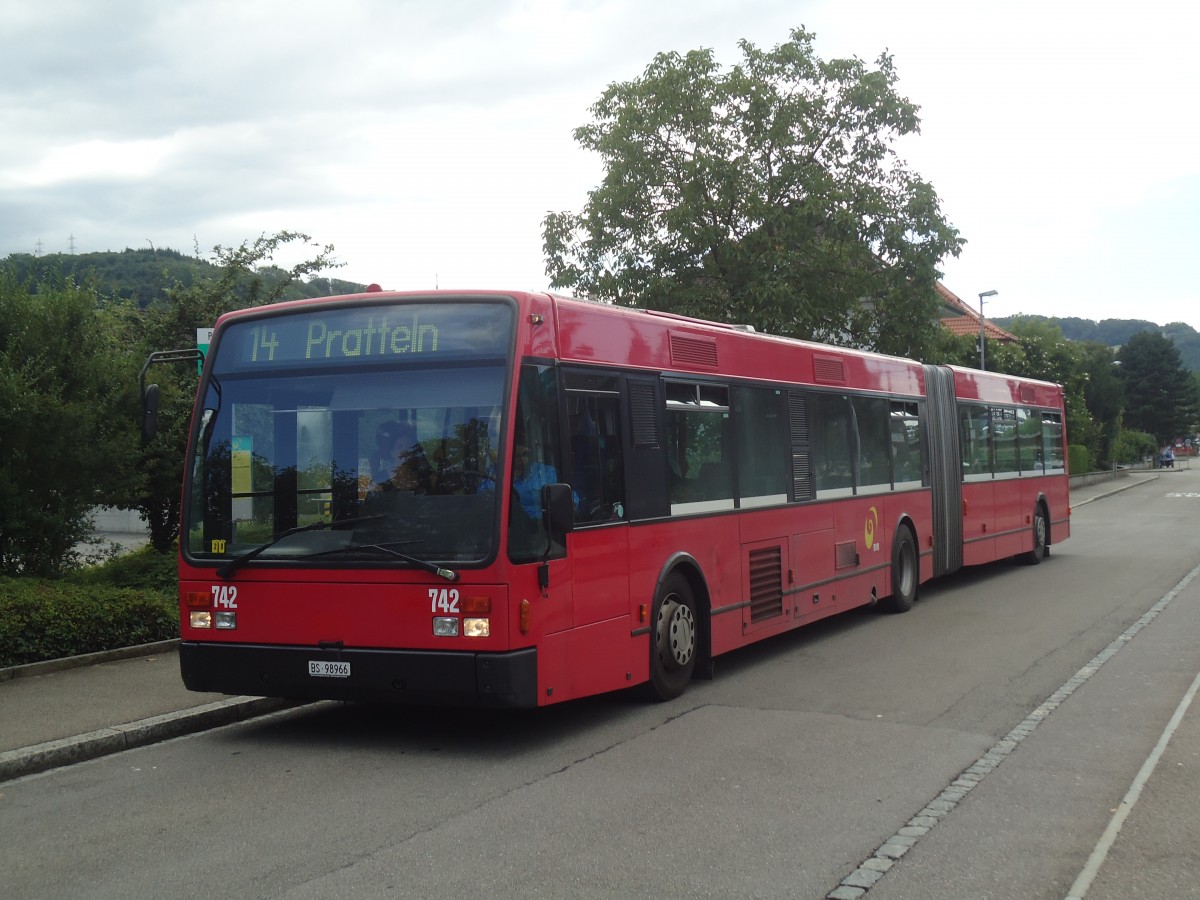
[302,542,459,582]
[216,514,388,580]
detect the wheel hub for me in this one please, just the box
[658,597,696,669]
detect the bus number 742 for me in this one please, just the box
[429,588,460,613]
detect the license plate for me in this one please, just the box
[308,660,350,678]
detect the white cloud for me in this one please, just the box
[2,0,1197,326]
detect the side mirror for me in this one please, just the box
[141,383,161,445]
[542,482,575,545]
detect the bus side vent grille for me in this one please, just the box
[792,451,813,500]
[670,334,719,368]
[813,355,846,384]
[788,392,814,502]
[835,541,859,569]
[748,546,784,622]
[628,381,660,447]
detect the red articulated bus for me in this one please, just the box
[174,289,1070,706]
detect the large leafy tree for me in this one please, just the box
[1077,340,1124,465]
[543,27,963,358]
[1119,330,1197,444]
[0,273,141,575]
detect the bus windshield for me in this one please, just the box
[184,301,513,568]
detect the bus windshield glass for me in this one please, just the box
[184,301,514,567]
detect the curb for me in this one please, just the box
[0,695,303,783]
[1071,473,1158,508]
[0,639,181,683]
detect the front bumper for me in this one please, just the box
[180,642,538,708]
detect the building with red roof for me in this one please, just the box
[936,282,1017,343]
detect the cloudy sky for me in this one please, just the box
[3,0,1197,328]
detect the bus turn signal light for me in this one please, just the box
[185,592,210,608]
[462,596,491,614]
[519,599,531,634]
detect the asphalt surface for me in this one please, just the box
[2,469,1193,899]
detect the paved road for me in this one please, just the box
[4,469,1199,898]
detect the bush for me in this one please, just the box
[1068,443,1090,476]
[0,558,177,667]
[67,545,178,591]
[1111,429,1158,466]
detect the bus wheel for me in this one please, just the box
[647,574,698,701]
[881,526,917,614]
[1024,506,1048,565]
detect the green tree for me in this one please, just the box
[1119,330,1197,444]
[542,27,963,358]
[131,232,341,552]
[1078,341,1124,467]
[0,273,142,576]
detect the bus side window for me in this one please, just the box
[1043,412,1065,472]
[889,401,923,487]
[567,389,626,524]
[665,382,732,512]
[852,396,890,491]
[812,393,853,496]
[1017,407,1043,474]
[508,364,566,563]
[733,386,789,507]
[959,403,991,477]
[992,407,1019,475]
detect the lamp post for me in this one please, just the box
[978,290,998,370]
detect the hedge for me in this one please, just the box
[1,551,178,667]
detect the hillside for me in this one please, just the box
[2,248,367,308]
[992,315,1200,372]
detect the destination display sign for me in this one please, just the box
[213,302,514,373]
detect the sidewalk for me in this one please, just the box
[0,471,1158,784]
[1069,469,1158,507]
[0,644,298,781]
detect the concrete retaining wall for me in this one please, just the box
[91,507,148,535]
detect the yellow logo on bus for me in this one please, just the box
[865,507,879,552]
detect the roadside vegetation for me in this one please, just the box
[1,232,343,666]
[0,548,177,667]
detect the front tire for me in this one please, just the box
[646,574,698,701]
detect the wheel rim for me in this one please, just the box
[657,594,696,670]
[1034,512,1047,551]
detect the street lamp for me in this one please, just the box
[978,290,998,370]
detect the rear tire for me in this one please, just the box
[1024,505,1048,565]
[881,526,918,614]
[645,574,698,701]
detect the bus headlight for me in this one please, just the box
[463,618,490,638]
[190,611,212,629]
[215,611,237,630]
[433,617,459,637]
